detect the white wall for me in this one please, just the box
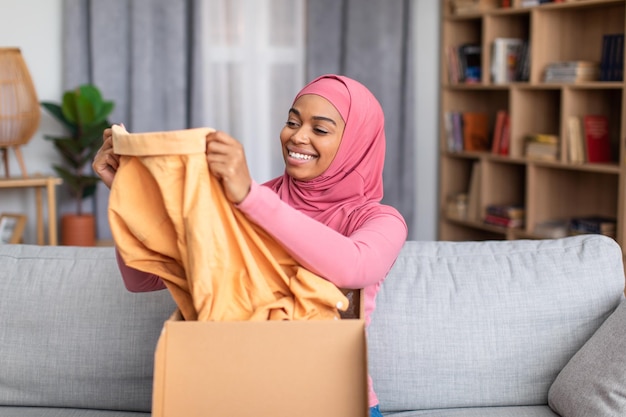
[0,0,440,244]
[413,1,440,241]
[0,0,65,244]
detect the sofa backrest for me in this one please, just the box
[0,244,176,412]
[368,235,625,413]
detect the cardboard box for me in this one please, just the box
[152,313,368,417]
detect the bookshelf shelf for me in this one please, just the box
[439,0,626,270]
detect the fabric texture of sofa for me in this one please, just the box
[0,234,624,416]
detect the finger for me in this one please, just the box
[106,154,120,171]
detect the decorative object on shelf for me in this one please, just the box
[0,213,27,244]
[0,48,41,178]
[40,84,114,246]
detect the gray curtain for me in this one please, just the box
[62,0,204,240]
[306,0,416,238]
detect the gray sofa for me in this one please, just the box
[0,234,625,416]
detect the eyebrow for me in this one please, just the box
[289,108,337,126]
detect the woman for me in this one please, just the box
[93,74,407,416]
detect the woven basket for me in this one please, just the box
[0,48,40,176]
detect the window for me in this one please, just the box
[199,0,305,182]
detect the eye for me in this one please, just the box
[285,120,299,128]
[313,126,329,135]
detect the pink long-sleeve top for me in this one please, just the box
[117,180,407,407]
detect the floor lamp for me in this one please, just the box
[0,48,40,178]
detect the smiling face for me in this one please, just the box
[279,94,345,181]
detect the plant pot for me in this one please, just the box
[61,214,96,247]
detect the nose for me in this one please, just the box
[291,128,310,144]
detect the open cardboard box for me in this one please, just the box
[152,291,368,417]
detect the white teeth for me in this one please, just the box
[289,151,313,160]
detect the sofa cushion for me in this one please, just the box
[382,405,559,416]
[548,299,626,417]
[368,235,625,413]
[0,406,149,416]
[0,244,176,412]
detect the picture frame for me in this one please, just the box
[0,213,27,244]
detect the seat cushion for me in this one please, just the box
[369,235,625,413]
[0,244,176,412]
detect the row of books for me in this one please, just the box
[484,204,525,228]
[445,110,613,164]
[447,44,482,84]
[533,216,616,239]
[566,115,612,164]
[543,61,599,83]
[448,38,530,84]
[444,110,510,155]
[600,33,624,82]
[451,0,563,14]
[481,205,615,237]
[491,38,530,83]
[443,111,491,153]
[449,32,624,85]
[525,134,558,161]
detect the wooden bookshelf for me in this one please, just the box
[439,1,626,261]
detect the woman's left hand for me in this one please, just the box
[205,130,252,204]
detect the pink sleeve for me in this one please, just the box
[115,249,167,292]
[236,181,407,289]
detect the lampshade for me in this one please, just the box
[0,47,40,177]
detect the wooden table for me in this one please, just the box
[0,176,63,245]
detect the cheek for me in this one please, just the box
[279,128,289,146]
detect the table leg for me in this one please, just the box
[35,187,43,245]
[46,179,58,245]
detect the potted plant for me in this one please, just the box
[41,84,114,246]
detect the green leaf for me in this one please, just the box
[43,83,112,211]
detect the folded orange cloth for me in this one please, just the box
[109,125,348,321]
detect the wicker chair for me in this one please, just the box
[0,48,41,178]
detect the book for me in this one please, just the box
[491,110,508,154]
[444,111,456,152]
[583,115,611,163]
[566,116,585,163]
[462,112,490,151]
[466,162,481,221]
[447,45,461,84]
[452,111,464,152]
[498,113,511,156]
[514,41,531,82]
[484,213,524,228]
[611,34,624,82]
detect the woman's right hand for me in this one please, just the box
[92,125,122,189]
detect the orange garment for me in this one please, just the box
[108,125,348,321]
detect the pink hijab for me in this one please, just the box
[264,74,406,236]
